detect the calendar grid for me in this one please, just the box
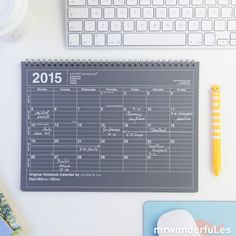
[26,87,195,173]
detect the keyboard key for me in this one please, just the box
[143,8,154,18]
[140,0,151,5]
[182,8,193,18]
[69,34,80,46]
[152,0,164,4]
[156,8,167,18]
[178,0,190,5]
[82,34,93,45]
[169,8,180,18]
[127,0,138,5]
[69,21,83,31]
[230,39,236,45]
[111,21,122,31]
[195,8,206,18]
[204,33,215,45]
[88,0,99,5]
[149,20,161,31]
[221,8,232,18]
[202,20,213,31]
[215,32,230,39]
[68,0,85,5]
[215,20,226,31]
[208,8,219,18]
[192,0,202,4]
[114,0,125,5]
[91,8,102,18]
[130,8,141,18]
[95,34,105,45]
[176,20,186,31]
[162,20,174,31]
[231,33,236,38]
[124,21,135,31]
[124,33,186,45]
[98,21,109,31]
[217,39,228,45]
[104,8,115,18]
[205,0,216,4]
[101,0,112,5]
[68,8,89,19]
[228,20,236,31]
[188,33,202,45]
[108,34,122,45]
[84,21,96,31]
[166,0,177,5]
[137,21,148,31]
[117,8,128,18]
[218,0,229,5]
[189,20,199,31]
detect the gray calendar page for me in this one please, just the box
[21,61,199,192]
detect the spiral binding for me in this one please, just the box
[23,59,196,68]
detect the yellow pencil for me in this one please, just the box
[211,85,221,176]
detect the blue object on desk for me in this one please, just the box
[144,201,236,236]
[0,217,13,236]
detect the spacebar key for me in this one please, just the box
[124,34,186,46]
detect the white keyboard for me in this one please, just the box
[65,0,236,47]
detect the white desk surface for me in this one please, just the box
[1,0,236,235]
